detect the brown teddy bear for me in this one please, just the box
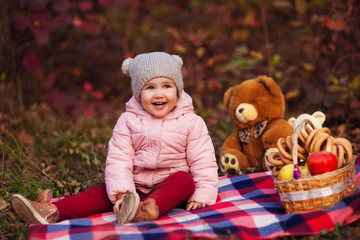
[219,75,293,175]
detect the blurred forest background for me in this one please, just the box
[1,0,360,239]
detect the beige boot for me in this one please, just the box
[117,192,140,224]
[36,189,53,203]
[117,193,159,224]
[132,198,159,222]
[11,193,60,224]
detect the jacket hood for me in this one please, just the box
[125,91,194,119]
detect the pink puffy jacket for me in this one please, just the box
[105,92,218,205]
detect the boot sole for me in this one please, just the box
[11,194,49,224]
[117,192,140,224]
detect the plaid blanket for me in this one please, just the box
[29,155,360,240]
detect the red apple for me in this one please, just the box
[307,151,338,175]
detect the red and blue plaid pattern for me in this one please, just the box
[29,155,360,240]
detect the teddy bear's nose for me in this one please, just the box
[238,108,244,113]
[227,168,237,175]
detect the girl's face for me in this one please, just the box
[140,77,178,118]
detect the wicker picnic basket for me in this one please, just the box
[272,119,357,213]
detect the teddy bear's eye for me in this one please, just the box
[238,108,244,113]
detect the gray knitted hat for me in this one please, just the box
[121,52,184,102]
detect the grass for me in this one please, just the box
[0,103,112,239]
[1,102,360,239]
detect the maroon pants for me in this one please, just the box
[54,171,195,221]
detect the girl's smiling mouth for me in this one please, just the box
[153,102,166,106]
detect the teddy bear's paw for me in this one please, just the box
[220,153,241,175]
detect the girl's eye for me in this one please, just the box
[164,84,173,89]
[146,86,154,90]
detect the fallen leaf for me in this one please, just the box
[0,197,9,211]
[323,18,347,32]
[17,130,35,145]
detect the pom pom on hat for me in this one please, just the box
[172,55,183,67]
[121,58,132,76]
[121,52,184,102]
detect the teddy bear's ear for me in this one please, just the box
[224,86,235,109]
[312,111,326,125]
[288,117,296,127]
[121,57,133,76]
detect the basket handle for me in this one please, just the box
[292,118,320,179]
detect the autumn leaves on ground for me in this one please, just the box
[1,0,360,239]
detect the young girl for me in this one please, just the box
[11,52,219,224]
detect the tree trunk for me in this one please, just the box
[0,0,19,112]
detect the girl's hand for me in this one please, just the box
[113,192,127,213]
[186,201,206,210]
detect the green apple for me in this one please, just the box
[299,164,311,178]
